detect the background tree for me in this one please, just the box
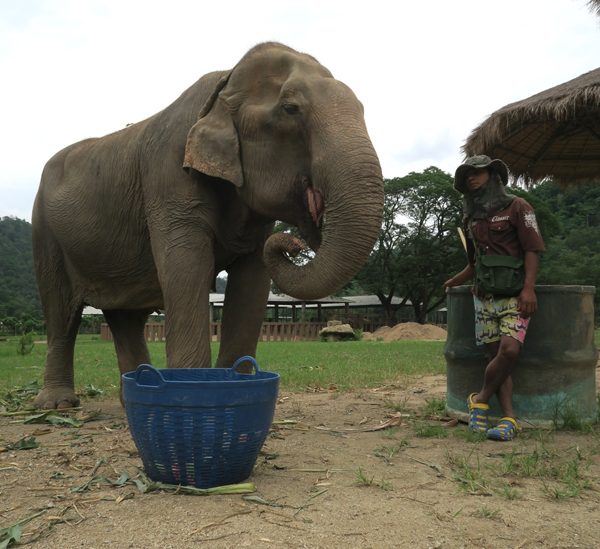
[0,217,42,320]
[529,180,600,318]
[356,167,465,323]
[3,181,600,329]
[353,182,408,321]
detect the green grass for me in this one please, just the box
[474,506,500,520]
[446,449,492,495]
[257,339,446,391]
[496,483,523,500]
[373,440,409,463]
[445,441,596,501]
[552,398,594,432]
[423,396,447,416]
[354,467,393,491]
[0,336,446,397]
[414,422,449,438]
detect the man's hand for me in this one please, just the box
[443,277,458,290]
[519,251,540,316]
[443,264,475,291]
[517,286,537,317]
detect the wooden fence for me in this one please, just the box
[259,322,326,341]
[100,322,328,343]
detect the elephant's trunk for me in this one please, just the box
[263,139,384,300]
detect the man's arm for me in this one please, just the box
[518,251,539,316]
[443,263,475,289]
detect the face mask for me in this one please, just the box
[462,172,515,219]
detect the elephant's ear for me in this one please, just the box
[183,72,244,188]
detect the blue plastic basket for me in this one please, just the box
[122,356,279,488]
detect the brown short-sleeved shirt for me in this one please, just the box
[465,197,545,264]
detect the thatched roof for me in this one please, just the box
[463,67,600,184]
[589,0,600,16]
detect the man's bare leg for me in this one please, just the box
[473,336,520,407]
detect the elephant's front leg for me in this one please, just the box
[160,231,215,369]
[216,250,270,369]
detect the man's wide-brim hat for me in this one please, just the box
[454,155,509,193]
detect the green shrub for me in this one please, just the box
[16,333,35,356]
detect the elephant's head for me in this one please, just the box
[183,42,383,300]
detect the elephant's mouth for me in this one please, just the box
[300,177,324,251]
[306,184,324,227]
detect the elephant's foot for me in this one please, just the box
[34,386,80,409]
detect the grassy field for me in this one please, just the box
[0,335,447,397]
[2,328,599,398]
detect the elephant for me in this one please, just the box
[32,42,384,409]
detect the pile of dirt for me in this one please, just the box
[364,322,447,341]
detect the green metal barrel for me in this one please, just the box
[444,285,598,427]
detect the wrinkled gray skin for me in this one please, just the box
[32,42,384,409]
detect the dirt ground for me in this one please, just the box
[2,371,600,549]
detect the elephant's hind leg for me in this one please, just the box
[103,309,152,404]
[32,218,85,409]
[34,283,83,409]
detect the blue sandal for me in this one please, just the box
[467,393,489,433]
[487,417,519,441]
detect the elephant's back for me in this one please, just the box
[41,138,98,178]
[37,68,229,190]
[164,70,229,119]
[36,130,139,204]
[32,68,230,243]
[35,138,99,220]
[34,127,146,255]
[142,70,230,146]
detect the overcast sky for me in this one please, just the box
[1,0,599,220]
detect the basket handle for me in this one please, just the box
[230,355,260,375]
[134,364,165,388]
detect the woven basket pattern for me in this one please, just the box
[122,358,279,488]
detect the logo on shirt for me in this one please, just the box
[490,215,510,222]
[524,212,540,234]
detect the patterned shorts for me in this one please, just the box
[473,294,530,346]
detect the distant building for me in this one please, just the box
[93,293,444,339]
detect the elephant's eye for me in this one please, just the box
[282,103,300,115]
